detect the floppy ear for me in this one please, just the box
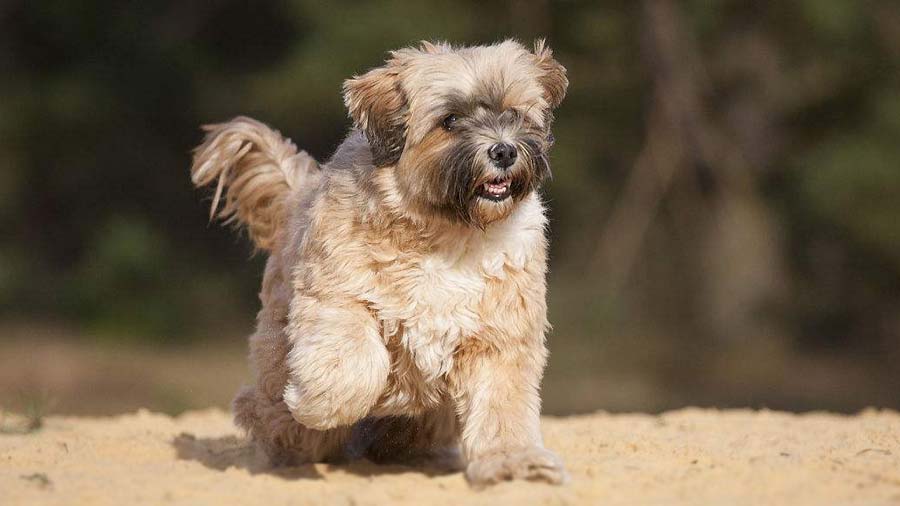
[532,39,568,110]
[343,63,409,166]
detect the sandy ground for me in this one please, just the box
[2,408,899,505]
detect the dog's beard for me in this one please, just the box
[438,134,550,228]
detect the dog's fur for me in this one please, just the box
[190,39,568,486]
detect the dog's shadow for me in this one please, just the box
[172,433,460,480]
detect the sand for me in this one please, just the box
[2,408,899,505]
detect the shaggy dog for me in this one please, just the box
[190,39,568,486]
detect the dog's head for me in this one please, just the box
[343,40,567,227]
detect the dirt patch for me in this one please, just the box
[1,408,899,505]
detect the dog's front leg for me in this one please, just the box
[283,297,390,431]
[450,341,568,486]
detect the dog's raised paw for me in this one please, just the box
[283,380,349,431]
[465,446,569,487]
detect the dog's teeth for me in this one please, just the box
[482,180,511,198]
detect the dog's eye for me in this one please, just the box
[442,114,459,131]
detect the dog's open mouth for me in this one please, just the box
[477,177,512,202]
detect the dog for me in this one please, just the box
[190,39,568,486]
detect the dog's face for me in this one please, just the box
[344,40,567,227]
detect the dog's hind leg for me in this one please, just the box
[283,297,390,431]
[233,277,353,465]
[233,386,350,465]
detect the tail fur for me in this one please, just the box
[190,116,319,251]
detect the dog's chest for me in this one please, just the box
[374,249,488,382]
[357,198,546,415]
[366,227,534,386]
[366,253,486,416]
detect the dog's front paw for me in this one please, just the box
[283,380,365,431]
[466,446,568,487]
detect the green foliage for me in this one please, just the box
[801,134,900,268]
[65,216,180,338]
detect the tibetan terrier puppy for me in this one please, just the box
[190,39,568,486]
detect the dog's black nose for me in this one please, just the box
[488,143,517,169]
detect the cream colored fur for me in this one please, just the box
[190,40,568,486]
[191,116,320,251]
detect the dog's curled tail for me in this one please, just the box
[191,116,320,251]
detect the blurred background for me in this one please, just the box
[1,0,898,418]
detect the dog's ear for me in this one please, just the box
[343,62,409,167]
[532,39,568,110]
